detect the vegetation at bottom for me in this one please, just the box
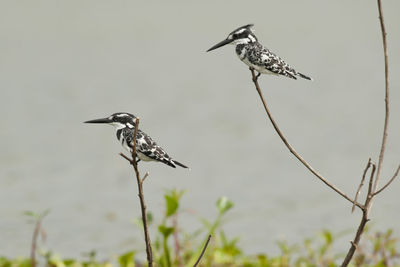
[1,189,399,267]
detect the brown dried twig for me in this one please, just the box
[374,164,400,196]
[27,210,49,267]
[119,117,153,267]
[352,158,372,213]
[248,1,397,266]
[341,1,397,266]
[30,220,41,267]
[249,68,361,208]
[373,0,390,194]
[342,163,376,266]
[193,235,212,267]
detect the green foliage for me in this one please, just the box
[118,251,135,267]
[164,189,184,217]
[216,196,234,215]
[2,192,400,267]
[23,209,50,223]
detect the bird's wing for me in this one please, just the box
[135,130,174,164]
[251,44,298,79]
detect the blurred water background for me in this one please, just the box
[0,0,399,260]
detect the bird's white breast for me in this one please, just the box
[137,151,154,161]
[238,55,277,75]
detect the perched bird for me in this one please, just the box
[85,112,188,169]
[207,24,312,80]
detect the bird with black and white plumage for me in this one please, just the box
[85,112,188,169]
[207,24,313,81]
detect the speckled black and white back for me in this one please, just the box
[86,112,188,169]
[116,126,186,168]
[111,113,188,168]
[208,24,312,81]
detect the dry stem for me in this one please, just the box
[119,117,153,267]
[352,158,372,212]
[373,0,390,194]
[342,163,376,266]
[249,68,361,208]
[30,218,42,267]
[374,164,400,196]
[193,235,212,267]
[341,1,395,265]
[248,1,397,265]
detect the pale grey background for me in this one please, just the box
[0,0,399,260]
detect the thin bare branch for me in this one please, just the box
[119,118,153,267]
[29,211,48,267]
[249,68,361,208]
[374,164,400,196]
[193,235,212,267]
[142,172,149,183]
[119,152,132,162]
[373,0,390,194]
[341,162,376,267]
[352,158,371,212]
[30,219,41,267]
[341,212,370,267]
[367,164,377,198]
[342,4,391,262]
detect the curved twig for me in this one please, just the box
[193,235,212,267]
[249,68,361,208]
[341,1,393,265]
[373,0,390,194]
[374,164,400,196]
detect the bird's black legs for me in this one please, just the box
[136,159,141,164]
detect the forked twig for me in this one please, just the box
[341,163,376,266]
[247,2,397,265]
[119,117,153,267]
[352,159,372,212]
[249,68,361,208]
[341,1,396,265]
[193,235,212,267]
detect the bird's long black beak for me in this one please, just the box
[84,117,112,124]
[207,38,233,52]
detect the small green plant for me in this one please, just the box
[2,193,399,267]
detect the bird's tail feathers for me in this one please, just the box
[173,160,189,169]
[298,72,313,81]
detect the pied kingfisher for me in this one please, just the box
[207,24,312,80]
[85,112,188,169]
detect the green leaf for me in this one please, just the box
[23,209,50,220]
[216,196,234,215]
[23,211,36,217]
[322,229,333,245]
[118,251,135,267]
[165,195,179,217]
[158,225,174,238]
[257,254,268,266]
